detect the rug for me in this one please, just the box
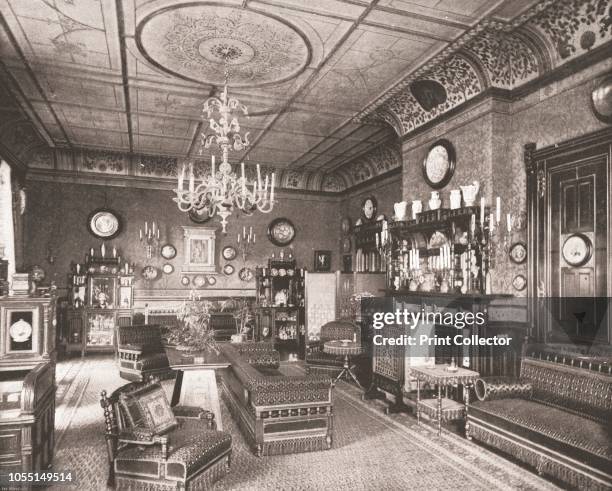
[50,357,560,490]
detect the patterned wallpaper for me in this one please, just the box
[361,0,612,138]
[400,57,611,296]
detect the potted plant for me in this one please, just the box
[222,298,254,343]
[166,292,218,354]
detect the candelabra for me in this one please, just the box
[139,221,160,259]
[237,226,256,261]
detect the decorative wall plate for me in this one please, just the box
[342,237,352,253]
[87,208,122,239]
[180,276,190,286]
[509,242,527,264]
[223,264,235,275]
[422,139,456,189]
[142,265,159,281]
[222,246,237,261]
[341,216,352,235]
[361,196,377,222]
[160,244,177,260]
[207,276,217,286]
[193,275,207,288]
[238,267,254,282]
[512,274,527,291]
[267,218,296,246]
[188,202,212,224]
[590,74,612,123]
[562,233,592,267]
[162,263,174,274]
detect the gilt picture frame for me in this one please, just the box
[182,226,216,273]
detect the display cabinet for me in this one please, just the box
[255,258,306,360]
[353,221,385,273]
[61,248,134,356]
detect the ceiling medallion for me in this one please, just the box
[137,5,311,87]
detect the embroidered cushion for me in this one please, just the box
[120,384,177,435]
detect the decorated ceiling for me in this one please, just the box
[0,0,610,192]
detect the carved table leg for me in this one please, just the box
[465,382,472,440]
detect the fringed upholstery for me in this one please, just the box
[467,353,612,490]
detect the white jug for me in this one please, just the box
[460,181,480,206]
[449,189,462,209]
[412,200,422,219]
[394,201,409,220]
[428,191,441,210]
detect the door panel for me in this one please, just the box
[547,156,608,343]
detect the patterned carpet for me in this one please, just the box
[50,357,560,491]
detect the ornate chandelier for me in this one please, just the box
[173,62,276,233]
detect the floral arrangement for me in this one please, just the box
[166,292,218,352]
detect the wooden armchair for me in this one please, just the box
[117,324,170,382]
[100,381,232,490]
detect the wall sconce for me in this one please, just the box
[237,226,255,261]
[139,221,160,259]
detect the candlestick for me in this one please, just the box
[270,173,275,203]
[496,197,501,223]
[507,213,512,232]
[211,155,216,178]
[480,197,485,225]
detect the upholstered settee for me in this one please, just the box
[220,342,333,456]
[117,325,170,382]
[101,381,232,490]
[467,353,612,490]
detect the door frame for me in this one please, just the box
[524,127,612,342]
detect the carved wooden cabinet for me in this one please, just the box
[0,361,56,477]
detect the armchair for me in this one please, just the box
[100,381,232,490]
[117,324,170,382]
[306,320,366,379]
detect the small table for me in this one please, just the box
[411,364,479,436]
[167,348,230,430]
[323,340,364,389]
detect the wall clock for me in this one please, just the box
[562,233,592,267]
[361,196,377,222]
[160,244,177,260]
[267,218,296,247]
[87,208,122,239]
[508,242,527,264]
[222,246,237,261]
[422,139,456,189]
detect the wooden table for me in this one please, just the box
[166,348,230,430]
[411,364,479,436]
[323,340,364,389]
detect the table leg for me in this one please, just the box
[437,383,442,436]
[171,370,184,406]
[174,368,223,430]
[416,379,421,425]
[465,382,471,440]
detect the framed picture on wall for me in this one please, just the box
[314,250,332,272]
[182,226,216,273]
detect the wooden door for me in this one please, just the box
[526,128,612,345]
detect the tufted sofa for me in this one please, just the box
[467,349,612,490]
[220,342,333,456]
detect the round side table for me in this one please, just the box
[323,340,364,389]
